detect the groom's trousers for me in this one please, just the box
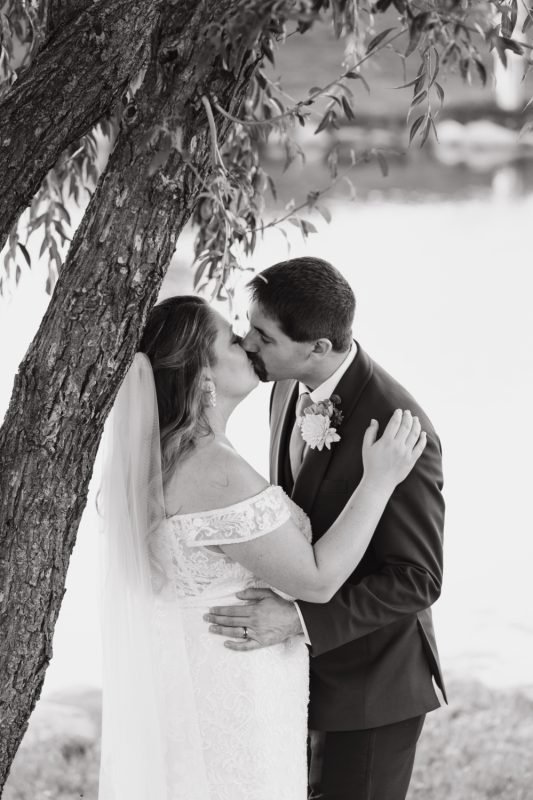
[307,714,425,800]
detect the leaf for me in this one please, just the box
[268,96,285,115]
[434,82,445,107]
[419,116,432,148]
[473,58,487,86]
[428,47,440,88]
[499,35,524,56]
[405,13,429,58]
[494,36,523,68]
[326,93,343,108]
[410,89,427,107]
[459,58,471,82]
[267,175,277,201]
[340,175,356,201]
[17,242,31,268]
[53,220,71,242]
[55,203,71,225]
[306,191,320,209]
[275,225,291,254]
[300,220,317,235]
[345,71,370,93]
[49,237,62,267]
[374,0,393,11]
[409,114,426,145]
[263,41,275,66]
[366,28,395,54]
[501,0,518,37]
[39,235,50,259]
[194,257,212,287]
[393,73,426,90]
[341,95,355,120]
[523,94,533,112]
[523,7,533,34]
[375,151,389,177]
[327,147,339,178]
[314,111,329,135]
[519,120,533,138]
[316,205,332,224]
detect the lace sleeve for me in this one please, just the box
[181,486,290,548]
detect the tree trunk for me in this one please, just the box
[36,0,94,39]
[0,0,161,254]
[0,0,256,786]
[44,0,95,35]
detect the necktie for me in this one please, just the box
[289,392,313,482]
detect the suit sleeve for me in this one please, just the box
[297,431,445,657]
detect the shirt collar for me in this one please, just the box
[298,341,357,403]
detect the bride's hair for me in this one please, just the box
[139,295,218,482]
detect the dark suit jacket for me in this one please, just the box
[269,343,446,731]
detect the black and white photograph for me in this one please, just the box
[0,2,532,799]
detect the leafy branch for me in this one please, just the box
[212,26,407,133]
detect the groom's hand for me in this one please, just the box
[204,588,303,651]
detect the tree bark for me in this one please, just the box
[37,0,94,38]
[0,0,162,255]
[0,0,257,786]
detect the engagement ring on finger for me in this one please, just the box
[243,626,248,639]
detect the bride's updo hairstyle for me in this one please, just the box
[139,295,218,480]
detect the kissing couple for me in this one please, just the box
[98,257,445,800]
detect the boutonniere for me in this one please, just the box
[297,394,344,451]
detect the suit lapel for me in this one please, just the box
[291,343,373,516]
[269,379,299,489]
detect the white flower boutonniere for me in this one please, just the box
[297,394,344,451]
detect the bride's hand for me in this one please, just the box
[361,409,427,492]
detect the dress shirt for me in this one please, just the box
[293,341,357,644]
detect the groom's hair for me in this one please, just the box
[248,257,355,352]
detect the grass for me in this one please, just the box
[409,681,533,800]
[4,680,533,800]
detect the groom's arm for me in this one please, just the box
[297,431,444,656]
[205,431,443,652]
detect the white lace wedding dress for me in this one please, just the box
[155,484,311,800]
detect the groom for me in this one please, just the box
[207,257,446,799]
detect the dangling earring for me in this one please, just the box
[205,379,217,408]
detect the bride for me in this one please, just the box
[98,294,426,800]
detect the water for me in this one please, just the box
[1,189,532,697]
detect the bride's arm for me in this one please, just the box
[218,410,426,604]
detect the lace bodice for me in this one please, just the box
[162,485,312,600]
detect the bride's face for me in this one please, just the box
[209,310,259,402]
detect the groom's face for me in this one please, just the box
[242,301,313,382]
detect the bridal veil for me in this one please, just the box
[98,352,210,800]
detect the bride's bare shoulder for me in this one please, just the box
[165,439,269,516]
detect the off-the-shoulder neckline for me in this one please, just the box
[165,484,284,522]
